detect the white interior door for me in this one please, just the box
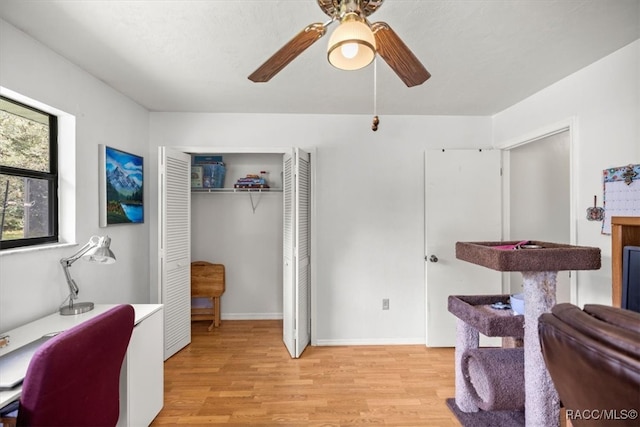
[282,148,311,358]
[295,148,311,357]
[159,147,191,360]
[425,149,502,347]
[283,151,294,356]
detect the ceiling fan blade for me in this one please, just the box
[371,22,431,87]
[248,23,327,83]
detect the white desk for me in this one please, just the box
[0,304,164,427]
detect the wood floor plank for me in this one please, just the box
[151,320,460,426]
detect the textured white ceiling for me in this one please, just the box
[0,0,638,115]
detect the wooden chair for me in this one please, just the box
[191,261,225,331]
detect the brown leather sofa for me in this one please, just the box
[538,303,640,427]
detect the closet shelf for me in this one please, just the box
[192,188,283,193]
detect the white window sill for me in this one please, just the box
[0,242,77,257]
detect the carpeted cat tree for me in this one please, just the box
[448,241,601,427]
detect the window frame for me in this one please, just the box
[0,95,59,250]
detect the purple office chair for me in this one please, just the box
[4,304,134,427]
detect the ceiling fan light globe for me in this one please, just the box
[341,43,359,59]
[327,17,376,71]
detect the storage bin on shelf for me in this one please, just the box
[192,155,226,189]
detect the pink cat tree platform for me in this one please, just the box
[449,241,601,427]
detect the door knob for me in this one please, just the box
[429,255,438,263]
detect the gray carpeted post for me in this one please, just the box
[455,318,480,412]
[522,271,560,427]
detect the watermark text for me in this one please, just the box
[566,409,638,421]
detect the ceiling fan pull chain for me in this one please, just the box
[372,58,379,131]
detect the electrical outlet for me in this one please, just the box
[382,298,389,310]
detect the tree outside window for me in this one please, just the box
[0,96,58,249]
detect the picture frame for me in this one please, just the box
[99,144,144,227]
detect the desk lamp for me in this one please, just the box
[59,235,116,315]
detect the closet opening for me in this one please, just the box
[158,147,312,360]
[191,153,284,322]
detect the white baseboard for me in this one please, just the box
[314,337,426,346]
[221,313,283,320]
[216,317,426,346]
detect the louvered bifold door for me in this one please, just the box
[294,148,311,358]
[282,151,296,357]
[159,147,191,360]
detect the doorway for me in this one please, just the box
[506,130,572,302]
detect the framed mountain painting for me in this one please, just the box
[99,145,144,226]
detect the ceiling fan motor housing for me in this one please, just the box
[317,0,385,19]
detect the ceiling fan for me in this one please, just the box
[248,0,431,87]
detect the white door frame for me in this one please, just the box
[494,118,578,304]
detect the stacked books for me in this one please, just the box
[234,174,269,189]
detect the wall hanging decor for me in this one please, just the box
[99,145,144,226]
[601,163,640,234]
[586,195,604,221]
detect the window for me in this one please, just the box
[0,96,58,249]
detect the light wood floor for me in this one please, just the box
[151,320,460,426]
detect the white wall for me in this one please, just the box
[149,114,492,344]
[493,40,640,307]
[0,20,151,331]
